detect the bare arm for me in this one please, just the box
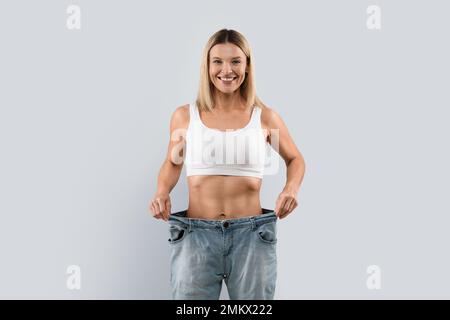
[263,107,306,219]
[149,104,189,221]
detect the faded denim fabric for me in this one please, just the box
[167,208,278,300]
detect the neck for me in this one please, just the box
[213,90,245,111]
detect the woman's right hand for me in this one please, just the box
[149,193,171,221]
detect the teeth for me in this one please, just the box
[221,77,235,81]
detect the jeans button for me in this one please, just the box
[223,221,229,228]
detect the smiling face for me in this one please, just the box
[209,43,249,95]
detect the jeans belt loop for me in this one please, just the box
[250,217,256,231]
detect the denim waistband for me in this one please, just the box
[168,208,277,230]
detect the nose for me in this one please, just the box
[222,62,233,74]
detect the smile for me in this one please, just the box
[218,76,237,83]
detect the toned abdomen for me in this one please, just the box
[187,175,263,220]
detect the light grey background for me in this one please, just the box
[0,0,449,299]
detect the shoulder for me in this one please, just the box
[170,104,190,130]
[260,105,289,143]
[172,103,190,119]
[260,105,284,129]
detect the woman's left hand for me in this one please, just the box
[274,187,298,219]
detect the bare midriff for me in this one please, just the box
[186,175,263,220]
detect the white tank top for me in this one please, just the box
[185,102,268,179]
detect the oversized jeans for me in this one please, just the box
[167,208,278,300]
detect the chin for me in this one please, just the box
[214,83,241,92]
[216,88,238,94]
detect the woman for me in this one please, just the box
[149,29,306,300]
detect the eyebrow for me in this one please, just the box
[211,56,243,60]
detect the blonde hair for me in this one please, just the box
[195,29,266,112]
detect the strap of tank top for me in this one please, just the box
[250,105,261,128]
[190,103,199,122]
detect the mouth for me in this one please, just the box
[218,76,237,84]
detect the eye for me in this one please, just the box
[213,60,222,64]
[232,61,241,64]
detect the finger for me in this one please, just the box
[280,211,289,219]
[274,204,283,218]
[274,199,281,217]
[148,200,154,213]
[151,201,160,214]
[151,202,163,219]
[148,201,154,215]
[165,200,172,220]
[283,198,294,213]
[280,204,292,219]
[161,200,170,221]
[150,202,157,216]
[278,197,289,216]
[157,198,166,216]
[290,200,298,212]
[274,205,279,216]
[280,200,297,219]
[283,203,295,218]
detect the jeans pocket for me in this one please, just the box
[256,221,277,244]
[168,224,188,244]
